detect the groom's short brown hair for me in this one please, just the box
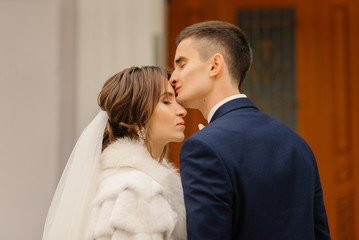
[176,21,252,90]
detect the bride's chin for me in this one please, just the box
[176,135,185,142]
[167,133,186,143]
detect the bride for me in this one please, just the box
[43,66,187,240]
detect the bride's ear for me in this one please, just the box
[209,53,224,77]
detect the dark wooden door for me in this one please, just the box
[167,0,359,239]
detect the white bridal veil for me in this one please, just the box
[43,111,108,240]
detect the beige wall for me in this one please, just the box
[0,1,61,239]
[0,0,166,239]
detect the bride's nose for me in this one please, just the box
[176,104,187,117]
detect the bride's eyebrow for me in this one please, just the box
[160,92,174,97]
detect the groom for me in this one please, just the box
[170,21,330,239]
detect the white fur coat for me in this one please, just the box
[86,138,187,240]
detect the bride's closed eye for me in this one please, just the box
[163,99,171,104]
[160,90,175,105]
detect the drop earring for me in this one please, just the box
[137,127,146,142]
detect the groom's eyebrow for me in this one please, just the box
[174,56,186,66]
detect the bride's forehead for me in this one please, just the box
[159,84,175,96]
[165,82,176,94]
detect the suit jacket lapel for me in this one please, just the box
[210,98,258,123]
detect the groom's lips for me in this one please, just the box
[175,86,180,95]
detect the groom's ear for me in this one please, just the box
[209,53,224,77]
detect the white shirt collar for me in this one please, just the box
[207,94,247,123]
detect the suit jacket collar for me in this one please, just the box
[210,98,258,123]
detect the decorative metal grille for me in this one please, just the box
[237,8,296,130]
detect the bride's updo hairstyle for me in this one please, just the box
[98,66,169,151]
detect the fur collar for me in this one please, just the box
[99,137,186,240]
[100,137,180,192]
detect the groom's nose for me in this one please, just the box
[169,71,178,87]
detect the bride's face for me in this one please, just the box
[147,82,187,147]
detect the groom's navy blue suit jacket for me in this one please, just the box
[179,98,330,240]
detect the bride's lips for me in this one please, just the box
[176,121,185,128]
